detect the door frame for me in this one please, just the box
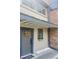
[20,27,34,57]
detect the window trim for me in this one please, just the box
[38,29,43,40]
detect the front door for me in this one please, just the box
[20,28,33,58]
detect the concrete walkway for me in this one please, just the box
[32,48,58,59]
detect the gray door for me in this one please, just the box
[20,28,33,56]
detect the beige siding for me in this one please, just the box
[20,4,48,21]
[20,23,49,53]
[33,28,48,52]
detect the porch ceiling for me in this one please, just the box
[20,13,57,28]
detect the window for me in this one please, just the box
[41,9,46,15]
[38,9,46,15]
[38,29,43,40]
[34,1,46,15]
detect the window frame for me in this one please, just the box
[38,29,43,40]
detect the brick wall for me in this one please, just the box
[49,28,58,49]
[50,10,58,25]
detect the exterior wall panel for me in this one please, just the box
[49,28,58,49]
[20,4,48,21]
[50,10,58,25]
[34,28,48,53]
[49,9,58,50]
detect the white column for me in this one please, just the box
[33,28,38,53]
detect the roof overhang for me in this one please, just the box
[20,13,57,28]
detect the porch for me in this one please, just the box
[20,13,57,59]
